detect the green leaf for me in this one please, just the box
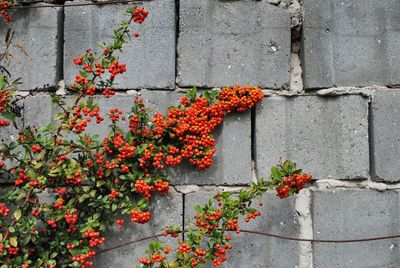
[186,87,197,101]
[221,192,231,198]
[13,208,22,221]
[9,236,17,247]
[1,111,16,121]
[271,166,282,180]
[111,203,117,212]
[0,75,6,89]
[193,204,202,213]
[16,192,26,201]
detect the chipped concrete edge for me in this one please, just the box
[295,189,313,268]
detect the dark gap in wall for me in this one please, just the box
[174,0,179,89]
[368,101,376,181]
[21,96,25,129]
[56,6,65,85]
[182,193,185,240]
[251,107,257,177]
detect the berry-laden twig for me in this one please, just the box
[135,161,312,268]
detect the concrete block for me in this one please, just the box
[302,0,400,89]
[371,90,400,182]
[0,5,62,91]
[140,90,252,185]
[185,189,300,268]
[93,188,183,267]
[138,89,172,116]
[24,95,53,128]
[311,189,400,268]
[177,0,291,89]
[64,0,176,90]
[255,95,369,180]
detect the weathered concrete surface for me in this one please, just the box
[371,90,400,182]
[185,189,300,268]
[64,0,176,90]
[93,188,183,267]
[140,90,253,185]
[255,95,369,180]
[311,189,400,268]
[302,0,400,89]
[23,95,53,128]
[177,0,291,89]
[0,5,62,91]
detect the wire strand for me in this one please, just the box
[239,229,400,243]
[95,229,400,256]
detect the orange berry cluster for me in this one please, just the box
[67,106,104,133]
[108,188,120,200]
[130,210,151,224]
[152,254,164,262]
[178,243,191,254]
[65,209,78,226]
[276,173,312,199]
[191,248,207,267]
[163,86,263,170]
[132,6,148,24]
[47,219,57,229]
[0,89,11,111]
[116,219,124,230]
[108,108,123,122]
[194,210,222,233]
[108,60,126,81]
[0,119,9,127]
[0,202,10,216]
[139,258,151,265]
[219,85,264,112]
[226,218,239,233]
[14,168,29,186]
[66,244,76,249]
[154,179,169,195]
[71,250,96,268]
[244,211,261,222]
[8,247,20,255]
[212,243,230,267]
[54,198,64,210]
[31,145,42,153]
[135,180,153,200]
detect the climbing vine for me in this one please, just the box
[0,4,311,268]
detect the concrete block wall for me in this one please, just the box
[2,0,400,267]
